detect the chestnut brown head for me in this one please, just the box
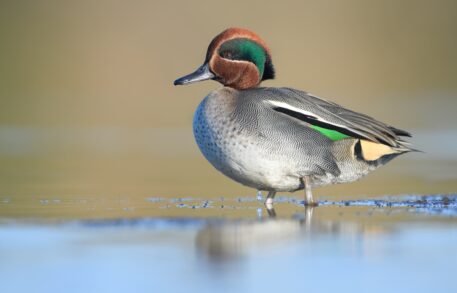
[174,28,275,90]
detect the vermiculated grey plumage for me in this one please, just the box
[192,87,414,193]
[258,87,412,150]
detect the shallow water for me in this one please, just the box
[1,1,457,292]
[2,127,452,283]
[1,127,457,292]
[1,195,456,293]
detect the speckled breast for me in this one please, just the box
[193,89,265,189]
[192,91,242,177]
[192,88,304,191]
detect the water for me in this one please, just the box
[1,195,456,293]
[1,1,457,291]
[0,127,456,292]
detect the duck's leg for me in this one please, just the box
[266,206,277,218]
[303,176,317,206]
[264,191,276,208]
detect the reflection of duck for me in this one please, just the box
[196,218,303,260]
[195,206,390,260]
[175,28,415,206]
[196,205,308,259]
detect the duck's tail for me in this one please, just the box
[354,133,420,166]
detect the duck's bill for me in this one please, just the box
[174,63,215,86]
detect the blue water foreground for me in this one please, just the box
[0,195,456,293]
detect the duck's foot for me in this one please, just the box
[304,201,319,207]
[264,191,276,217]
[266,205,276,217]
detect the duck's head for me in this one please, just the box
[174,28,275,90]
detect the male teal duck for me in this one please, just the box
[174,28,415,206]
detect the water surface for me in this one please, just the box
[1,195,456,293]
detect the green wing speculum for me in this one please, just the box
[310,125,350,141]
[271,106,353,141]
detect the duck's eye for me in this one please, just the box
[221,51,233,59]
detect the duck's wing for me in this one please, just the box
[260,87,413,151]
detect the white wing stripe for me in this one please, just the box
[266,100,348,129]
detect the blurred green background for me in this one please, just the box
[1,0,456,199]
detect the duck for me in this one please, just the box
[174,27,415,206]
